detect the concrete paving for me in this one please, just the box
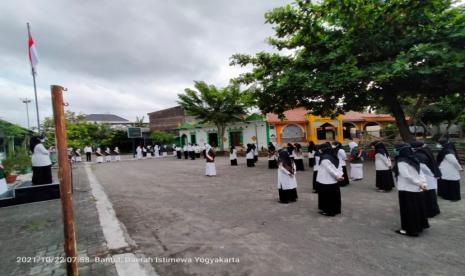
[92,156,465,276]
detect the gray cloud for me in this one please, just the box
[0,0,292,126]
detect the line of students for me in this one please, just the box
[94,147,121,163]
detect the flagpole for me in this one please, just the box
[27,22,41,133]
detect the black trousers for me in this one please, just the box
[86,152,91,162]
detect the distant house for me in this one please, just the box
[84,114,132,130]
[0,119,32,160]
[147,106,194,134]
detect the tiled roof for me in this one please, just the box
[85,114,129,122]
[266,107,308,123]
[267,108,395,123]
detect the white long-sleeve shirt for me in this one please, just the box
[337,148,347,167]
[277,164,297,190]
[246,151,254,159]
[375,153,392,171]
[308,150,315,158]
[229,149,237,160]
[84,146,92,153]
[293,150,303,160]
[396,162,427,192]
[317,159,343,185]
[314,156,321,171]
[419,163,437,190]
[32,143,52,167]
[439,154,463,181]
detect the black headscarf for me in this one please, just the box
[314,144,321,158]
[287,143,295,155]
[279,150,295,175]
[436,139,459,165]
[246,144,252,153]
[374,141,389,157]
[230,145,235,154]
[393,143,420,177]
[268,142,276,152]
[29,136,42,153]
[308,141,315,152]
[319,143,339,168]
[411,141,441,178]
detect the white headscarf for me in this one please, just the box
[349,142,358,151]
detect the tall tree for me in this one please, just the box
[177,81,248,151]
[231,0,465,142]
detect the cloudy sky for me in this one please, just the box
[0,0,291,128]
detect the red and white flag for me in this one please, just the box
[28,31,39,74]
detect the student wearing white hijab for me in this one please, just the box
[30,136,53,185]
[229,145,238,166]
[113,147,121,161]
[205,145,216,176]
[105,147,112,162]
[349,141,364,181]
[96,147,104,163]
[136,145,143,160]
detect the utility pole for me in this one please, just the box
[20,98,32,129]
[51,85,78,276]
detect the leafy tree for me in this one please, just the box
[421,93,465,138]
[231,0,465,142]
[134,116,146,127]
[150,131,175,145]
[177,81,248,151]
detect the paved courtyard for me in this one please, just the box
[92,156,465,276]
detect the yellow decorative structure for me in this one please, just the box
[306,114,344,143]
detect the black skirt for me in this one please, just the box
[268,159,278,169]
[424,189,440,218]
[230,159,238,166]
[196,153,201,158]
[437,179,461,201]
[176,151,182,159]
[295,159,305,171]
[246,158,255,167]
[278,188,298,203]
[32,165,53,185]
[184,151,189,159]
[375,170,395,191]
[189,151,196,160]
[338,166,350,187]
[254,155,258,162]
[398,191,429,235]
[308,158,315,168]
[318,183,341,216]
[313,170,319,192]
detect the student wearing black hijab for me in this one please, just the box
[308,141,316,167]
[30,136,53,185]
[333,141,349,187]
[436,139,463,201]
[287,143,295,161]
[293,143,305,171]
[268,142,278,169]
[246,144,255,167]
[229,145,238,166]
[277,150,298,203]
[316,143,344,216]
[312,144,321,193]
[411,141,441,217]
[374,141,395,192]
[393,143,429,237]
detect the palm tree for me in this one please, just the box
[178,81,248,152]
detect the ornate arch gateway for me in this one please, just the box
[306,115,344,143]
[280,124,305,143]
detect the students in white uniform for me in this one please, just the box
[411,141,441,217]
[136,146,143,160]
[75,149,82,163]
[188,144,195,160]
[84,145,92,162]
[113,147,121,161]
[268,142,278,169]
[349,141,364,181]
[393,143,429,237]
[312,144,321,193]
[277,151,298,203]
[205,145,216,176]
[246,144,255,167]
[333,142,349,186]
[317,143,344,216]
[293,143,305,171]
[30,136,53,185]
[308,141,316,168]
[229,145,238,166]
[194,144,201,159]
[154,144,160,157]
[183,145,189,159]
[104,147,112,162]
[374,142,395,192]
[175,145,182,159]
[146,146,152,159]
[437,140,463,201]
[95,148,104,163]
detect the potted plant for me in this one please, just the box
[2,148,31,184]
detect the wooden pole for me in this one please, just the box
[51,85,78,276]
